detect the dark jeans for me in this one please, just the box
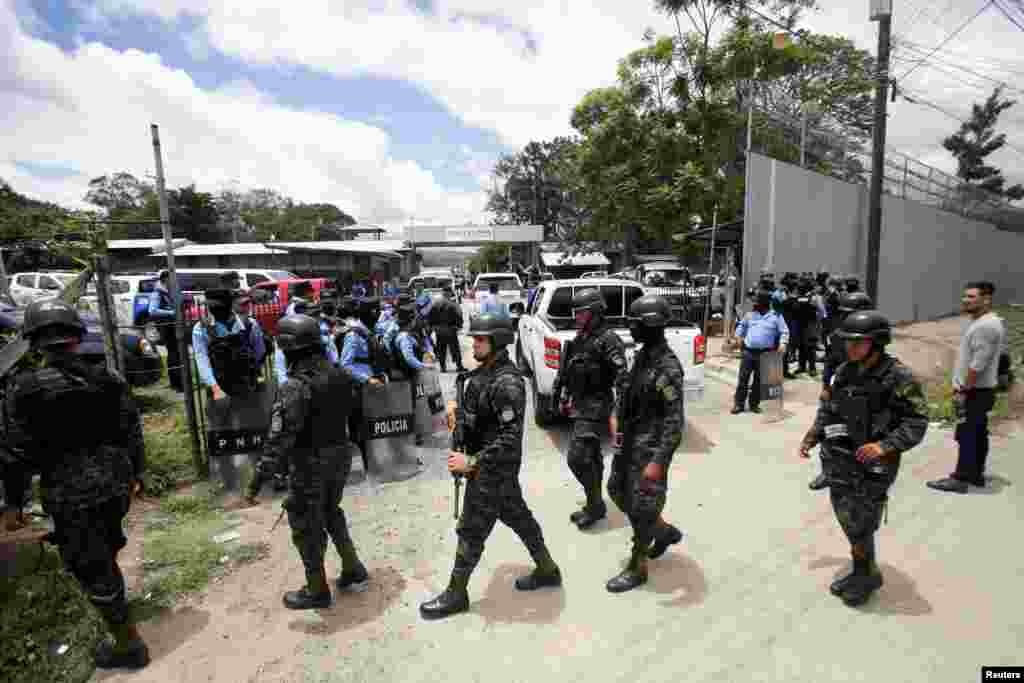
[435,327,463,371]
[798,334,817,373]
[953,388,996,484]
[734,348,768,408]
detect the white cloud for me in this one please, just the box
[0,2,488,224]
[87,0,675,148]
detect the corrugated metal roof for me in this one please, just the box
[108,238,190,251]
[271,240,407,257]
[164,243,290,256]
[540,252,611,267]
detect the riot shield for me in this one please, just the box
[0,338,30,379]
[361,380,427,483]
[206,384,275,491]
[758,350,787,423]
[413,367,447,438]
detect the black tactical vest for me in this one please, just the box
[291,362,352,450]
[207,324,255,395]
[563,328,613,399]
[462,359,523,457]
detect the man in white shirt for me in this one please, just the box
[927,281,1006,494]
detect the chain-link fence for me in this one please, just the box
[749,106,1024,231]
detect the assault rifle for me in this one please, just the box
[449,372,468,521]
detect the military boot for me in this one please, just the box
[839,557,883,607]
[283,567,332,610]
[829,564,856,596]
[606,541,648,593]
[648,523,684,559]
[515,548,563,591]
[336,563,370,592]
[420,571,470,620]
[569,507,587,524]
[808,472,830,491]
[94,622,150,670]
[574,502,607,530]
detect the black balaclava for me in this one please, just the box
[630,323,665,347]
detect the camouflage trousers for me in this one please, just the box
[50,494,131,625]
[829,482,889,545]
[454,468,547,578]
[284,447,356,583]
[607,451,668,549]
[566,419,607,505]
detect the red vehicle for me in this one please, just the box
[182,278,336,338]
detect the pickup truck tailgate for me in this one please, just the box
[621,328,704,401]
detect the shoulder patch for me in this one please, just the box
[501,407,516,423]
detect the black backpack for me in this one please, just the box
[337,323,393,377]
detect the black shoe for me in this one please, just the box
[272,475,288,492]
[731,405,744,415]
[750,405,762,414]
[926,477,968,494]
[574,504,607,530]
[648,525,683,559]
[514,567,562,591]
[829,567,856,596]
[283,587,331,610]
[336,564,370,591]
[94,633,149,670]
[414,435,425,446]
[839,572,883,607]
[569,508,587,524]
[440,366,447,373]
[606,568,647,593]
[808,369,818,377]
[419,588,470,620]
[808,472,830,491]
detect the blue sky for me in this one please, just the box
[2,0,1022,227]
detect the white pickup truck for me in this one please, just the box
[515,278,706,427]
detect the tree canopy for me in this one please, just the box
[943,86,1024,202]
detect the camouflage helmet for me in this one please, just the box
[276,314,322,352]
[22,299,86,347]
[836,309,891,346]
[628,294,672,327]
[468,312,515,348]
[571,288,606,316]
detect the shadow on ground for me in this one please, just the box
[474,563,566,625]
[807,556,932,616]
[287,565,406,636]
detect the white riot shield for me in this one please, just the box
[361,380,428,483]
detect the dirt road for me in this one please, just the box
[96,335,1024,683]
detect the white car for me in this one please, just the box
[516,278,706,427]
[79,273,161,329]
[8,271,79,306]
[469,272,528,319]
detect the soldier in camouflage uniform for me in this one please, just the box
[2,300,148,669]
[807,291,875,491]
[606,295,686,593]
[552,288,629,530]
[259,314,369,609]
[800,310,929,607]
[420,312,561,620]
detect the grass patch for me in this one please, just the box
[0,543,107,683]
[135,383,200,497]
[131,487,270,621]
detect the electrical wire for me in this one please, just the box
[898,87,1024,158]
[993,0,1024,30]
[894,37,1024,71]
[896,0,996,82]
[892,43,1024,97]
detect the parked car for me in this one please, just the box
[1,304,162,387]
[8,271,80,307]
[466,272,528,321]
[79,273,160,330]
[515,278,705,427]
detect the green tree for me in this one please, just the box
[83,172,153,219]
[486,138,584,241]
[943,86,1024,201]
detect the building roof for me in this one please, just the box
[269,240,407,258]
[108,238,190,252]
[160,242,290,257]
[541,252,611,267]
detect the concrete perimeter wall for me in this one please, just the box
[743,152,1024,323]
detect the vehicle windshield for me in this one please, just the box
[411,276,453,290]
[643,267,690,285]
[267,271,299,281]
[477,276,520,291]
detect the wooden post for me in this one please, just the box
[93,252,126,375]
[151,124,205,477]
[0,248,10,302]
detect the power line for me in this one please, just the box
[895,37,1024,70]
[896,0,996,82]
[893,42,1024,97]
[898,87,1024,157]
[993,0,1024,30]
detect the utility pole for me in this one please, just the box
[866,0,893,305]
[151,124,204,477]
